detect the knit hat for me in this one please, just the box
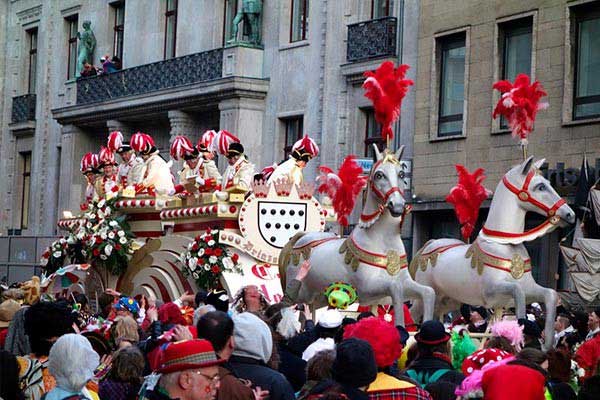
[332,338,377,388]
[343,316,401,368]
[471,306,488,319]
[232,312,273,363]
[415,320,450,345]
[156,339,224,374]
[482,364,545,399]
[0,299,20,328]
[158,302,187,326]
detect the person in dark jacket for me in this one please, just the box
[197,311,256,400]
[229,312,295,400]
[467,306,488,334]
[405,320,464,387]
[99,346,145,400]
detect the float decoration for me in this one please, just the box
[445,165,492,241]
[86,214,135,276]
[324,282,358,310]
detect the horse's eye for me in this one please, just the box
[536,183,546,191]
[399,171,405,179]
[375,172,384,180]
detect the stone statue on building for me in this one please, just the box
[229,0,263,46]
[76,21,96,77]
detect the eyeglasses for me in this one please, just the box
[192,370,220,385]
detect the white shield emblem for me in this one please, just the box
[258,201,307,248]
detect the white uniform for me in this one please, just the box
[221,157,255,191]
[94,175,119,198]
[118,156,146,186]
[268,157,304,185]
[178,159,221,184]
[85,183,98,203]
[142,152,175,195]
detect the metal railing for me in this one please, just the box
[11,94,36,123]
[347,17,397,63]
[76,48,224,105]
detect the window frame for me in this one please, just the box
[283,116,304,158]
[20,152,32,230]
[437,33,466,137]
[27,28,38,94]
[112,2,125,62]
[290,0,308,43]
[370,0,392,19]
[573,9,600,121]
[164,0,178,60]
[222,0,239,45]
[364,109,385,158]
[66,15,78,80]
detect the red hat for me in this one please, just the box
[170,136,197,161]
[198,130,217,152]
[98,146,118,167]
[80,152,100,174]
[462,348,512,376]
[131,132,156,155]
[213,130,240,156]
[482,364,545,400]
[107,131,123,153]
[343,316,401,368]
[156,339,224,374]
[158,302,187,326]
[291,135,319,161]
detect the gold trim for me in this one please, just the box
[340,237,407,276]
[382,150,400,166]
[465,243,531,279]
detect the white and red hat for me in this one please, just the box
[170,136,198,161]
[80,153,100,174]
[212,130,242,157]
[461,348,512,376]
[291,135,319,161]
[107,131,123,152]
[197,130,217,152]
[131,132,156,155]
[98,146,118,167]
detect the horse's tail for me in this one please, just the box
[278,232,306,290]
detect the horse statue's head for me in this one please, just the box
[483,156,575,243]
[359,145,407,228]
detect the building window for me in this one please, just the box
[27,28,37,94]
[66,16,78,79]
[283,117,304,158]
[164,0,177,60]
[574,10,600,120]
[20,152,31,230]
[438,33,466,137]
[364,109,385,158]
[113,2,125,62]
[500,17,532,129]
[371,0,393,19]
[223,0,238,45]
[290,0,308,42]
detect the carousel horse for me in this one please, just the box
[409,156,575,351]
[279,146,436,325]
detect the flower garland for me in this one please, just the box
[40,238,68,273]
[180,229,243,290]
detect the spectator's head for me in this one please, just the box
[489,319,524,352]
[317,309,343,340]
[415,320,451,357]
[332,338,377,389]
[233,285,268,314]
[231,312,272,364]
[193,304,216,326]
[587,307,600,332]
[48,334,99,393]
[0,350,23,400]
[156,339,223,400]
[579,376,600,400]
[195,290,208,307]
[0,299,21,330]
[159,302,186,326]
[482,364,545,400]
[546,349,571,383]
[522,319,542,344]
[226,143,244,165]
[555,314,571,333]
[114,297,140,319]
[343,316,401,370]
[98,292,115,319]
[306,349,336,381]
[205,289,229,313]
[557,332,581,355]
[197,311,234,360]
[516,347,548,370]
[109,346,145,385]
[111,316,140,349]
[470,306,488,323]
[265,303,300,340]
[484,335,516,354]
[24,301,75,357]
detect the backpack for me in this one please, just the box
[405,369,451,386]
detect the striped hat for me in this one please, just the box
[157,339,224,374]
[198,130,218,152]
[291,135,319,161]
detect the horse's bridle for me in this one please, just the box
[482,169,565,240]
[359,159,405,223]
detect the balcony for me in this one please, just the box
[11,94,36,123]
[346,17,397,63]
[76,48,224,105]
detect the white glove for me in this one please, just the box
[167,188,176,196]
[195,177,206,186]
[215,191,229,201]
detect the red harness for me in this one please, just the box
[482,170,565,240]
[360,160,404,223]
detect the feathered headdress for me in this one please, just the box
[98,146,117,166]
[107,131,123,153]
[317,155,368,226]
[211,130,240,155]
[170,136,195,160]
[490,320,524,352]
[80,153,100,174]
[446,165,492,241]
[362,61,413,142]
[492,74,548,145]
[130,132,155,153]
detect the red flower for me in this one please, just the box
[111,186,119,193]
[95,237,102,244]
[232,253,239,263]
[191,242,199,251]
[204,248,213,256]
[214,248,223,257]
[43,250,50,258]
[92,248,100,257]
[115,243,121,251]
[62,243,68,249]
[211,265,221,274]
[80,203,88,211]
[204,235,213,243]
[198,258,205,265]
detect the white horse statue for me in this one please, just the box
[279,146,436,325]
[409,156,575,350]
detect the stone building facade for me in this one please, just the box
[0,0,418,283]
[411,0,600,289]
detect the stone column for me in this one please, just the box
[218,97,265,170]
[168,110,197,172]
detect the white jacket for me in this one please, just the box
[221,158,255,191]
[142,152,174,195]
[118,156,146,186]
[268,157,304,185]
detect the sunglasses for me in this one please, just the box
[192,370,220,385]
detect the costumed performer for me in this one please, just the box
[268,135,319,185]
[107,131,145,187]
[95,146,120,199]
[80,152,100,203]
[215,130,255,199]
[196,130,222,186]
[130,132,175,196]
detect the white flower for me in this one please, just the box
[208,240,215,246]
[222,257,234,270]
[104,244,113,256]
[192,272,199,279]
[100,254,107,260]
[188,257,198,271]
[86,222,93,229]
[66,236,75,244]
[82,249,87,257]
[40,258,48,266]
[53,251,62,258]
[109,221,118,227]
[204,264,210,271]
[209,256,218,264]
[90,213,96,220]
[97,210,104,220]
[211,229,219,235]
[100,232,107,240]
[117,230,125,237]
[198,248,205,257]
[119,236,127,244]
[104,207,111,216]
[108,232,115,239]
[186,251,192,258]
[97,199,106,208]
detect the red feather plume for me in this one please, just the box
[446,165,492,241]
[362,61,413,142]
[492,74,548,142]
[317,156,368,226]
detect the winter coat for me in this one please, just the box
[228,355,295,400]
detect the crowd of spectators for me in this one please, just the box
[80,54,122,77]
